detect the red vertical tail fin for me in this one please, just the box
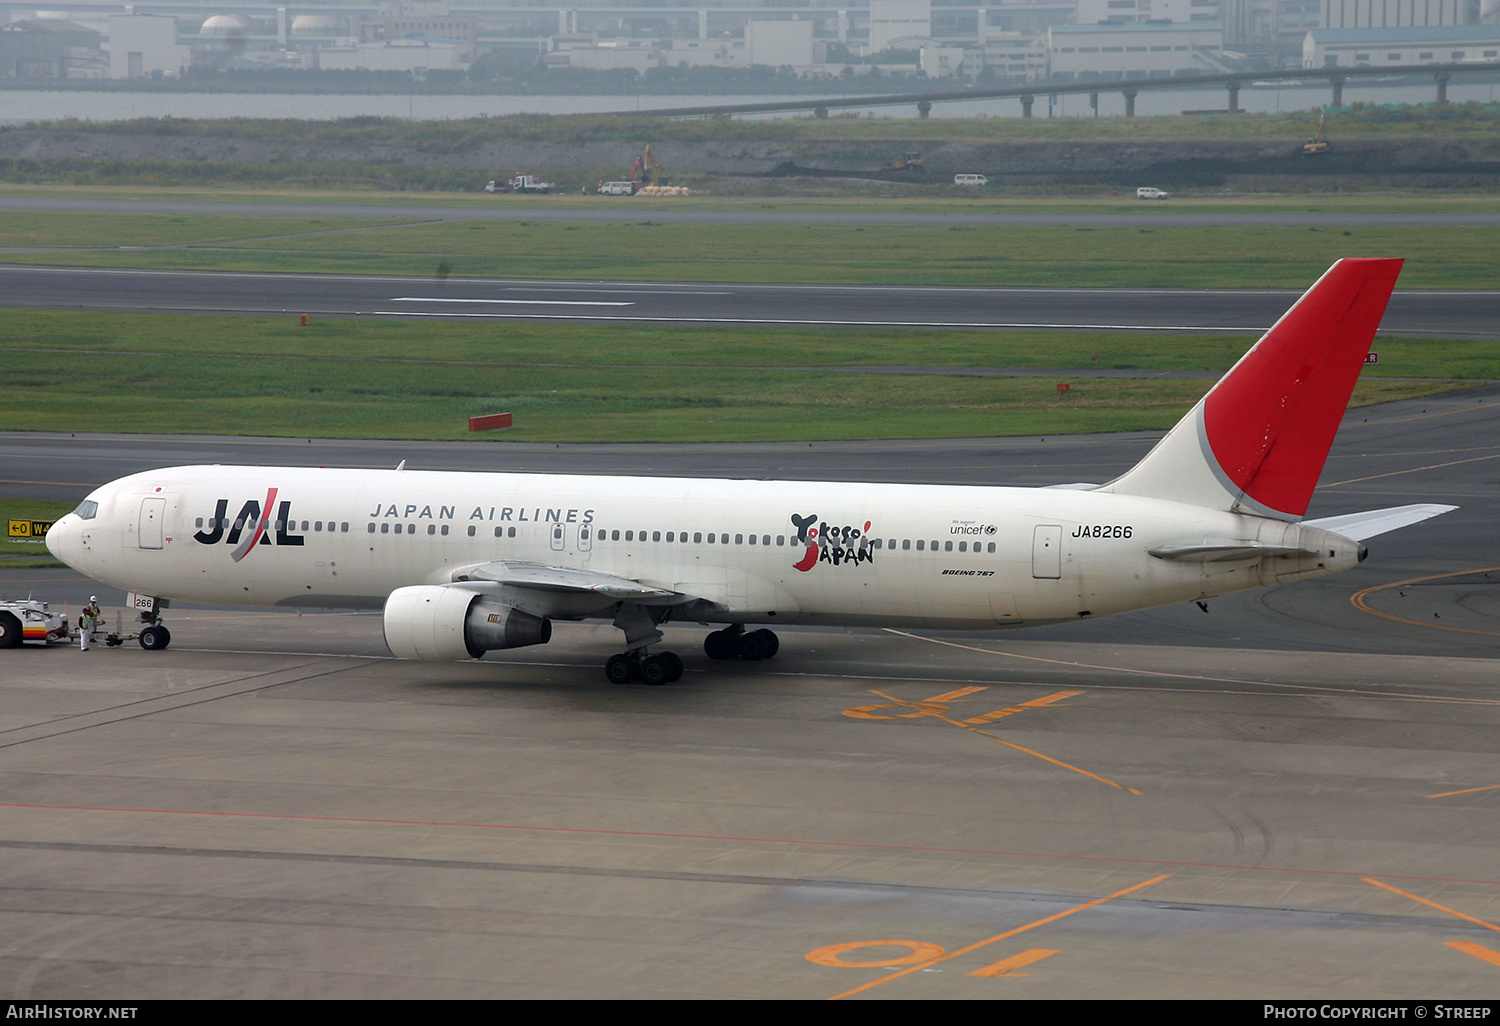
[1103,258,1403,519]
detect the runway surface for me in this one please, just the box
[4,263,1497,337]
[4,194,1500,228]
[2,387,1498,998]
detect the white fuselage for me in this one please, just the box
[46,465,1361,631]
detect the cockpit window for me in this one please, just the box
[73,500,98,520]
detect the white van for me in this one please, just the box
[598,180,636,196]
[954,174,989,187]
[1136,187,1170,200]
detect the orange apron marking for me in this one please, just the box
[1446,941,1500,968]
[1364,878,1500,935]
[1350,566,1500,640]
[842,685,989,720]
[868,689,1140,794]
[964,691,1082,725]
[967,948,1059,978]
[806,940,945,969]
[1428,784,1500,798]
[826,874,1170,1000]
[883,628,1500,706]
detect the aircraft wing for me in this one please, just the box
[1302,504,1458,541]
[453,560,695,605]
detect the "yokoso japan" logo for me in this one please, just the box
[790,512,875,573]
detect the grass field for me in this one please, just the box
[3,209,1497,288]
[0,311,1470,443]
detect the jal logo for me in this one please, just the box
[791,512,875,573]
[192,489,304,561]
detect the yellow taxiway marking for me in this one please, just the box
[963,691,1080,725]
[1446,941,1500,968]
[806,940,945,969]
[883,629,1500,707]
[841,686,1080,724]
[1429,784,1500,799]
[1323,451,1500,488]
[1364,878,1500,936]
[926,686,989,702]
[867,689,1140,794]
[966,948,1060,978]
[825,874,1169,1000]
[1355,403,1498,427]
[1350,566,1500,640]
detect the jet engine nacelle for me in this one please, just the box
[383,585,552,661]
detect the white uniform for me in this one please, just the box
[80,600,100,651]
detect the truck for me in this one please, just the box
[0,598,69,647]
[486,174,554,195]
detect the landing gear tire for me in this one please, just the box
[605,653,637,684]
[704,628,736,661]
[705,627,778,661]
[640,655,673,685]
[739,630,771,661]
[606,650,684,685]
[139,624,171,651]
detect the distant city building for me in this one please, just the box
[1075,0,1224,23]
[360,1,476,45]
[1303,23,1500,63]
[746,17,816,66]
[0,19,99,78]
[108,14,190,79]
[319,39,472,72]
[1320,0,1477,28]
[1048,21,1227,78]
[868,0,932,52]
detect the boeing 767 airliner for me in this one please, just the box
[44,259,1454,683]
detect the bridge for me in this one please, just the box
[617,61,1500,119]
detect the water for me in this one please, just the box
[1,79,1495,124]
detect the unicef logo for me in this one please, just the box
[984,525,997,535]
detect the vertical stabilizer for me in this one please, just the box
[1102,258,1403,520]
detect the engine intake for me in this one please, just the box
[383,585,551,661]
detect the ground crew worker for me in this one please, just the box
[80,596,100,651]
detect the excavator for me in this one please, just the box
[1299,113,1331,156]
[629,145,664,189]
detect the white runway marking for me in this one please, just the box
[391,296,635,307]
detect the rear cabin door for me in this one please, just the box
[1031,524,1062,579]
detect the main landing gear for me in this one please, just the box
[604,650,684,685]
[704,625,779,662]
[600,624,781,685]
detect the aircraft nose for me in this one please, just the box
[45,516,78,565]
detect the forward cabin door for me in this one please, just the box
[139,498,165,550]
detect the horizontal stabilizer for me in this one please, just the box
[1043,482,1102,490]
[1148,543,1312,563]
[1302,503,1458,542]
[456,561,693,604]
